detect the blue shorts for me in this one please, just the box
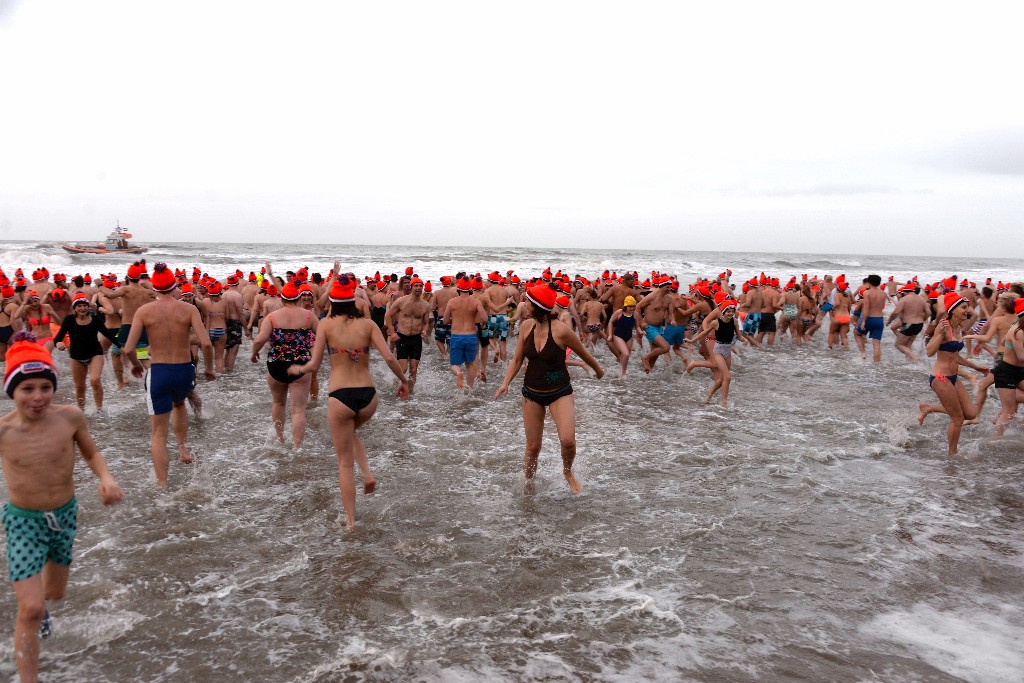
[487,314,510,341]
[645,324,666,345]
[3,498,78,583]
[146,362,196,415]
[118,323,148,349]
[742,313,761,336]
[663,324,686,346]
[857,316,885,340]
[449,334,478,366]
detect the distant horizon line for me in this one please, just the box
[5,238,1020,264]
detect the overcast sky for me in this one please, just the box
[1,1,1021,257]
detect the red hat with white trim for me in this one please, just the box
[943,292,967,314]
[526,284,557,311]
[329,276,357,302]
[150,263,177,292]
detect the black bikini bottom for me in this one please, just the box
[329,386,376,412]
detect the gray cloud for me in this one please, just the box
[759,184,903,197]
[0,0,23,24]
[718,184,909,197]
[924,127,1024,176]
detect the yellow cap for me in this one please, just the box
[623,296,637,307]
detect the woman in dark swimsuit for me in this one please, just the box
[53,292,120,412]
[495,284,603,494]
[289,271,408,531]
[251,280,318,449]
[605,295,638,377]
[685,299,757,407]
[918,292,988,454]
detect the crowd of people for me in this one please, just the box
[0,259,1022,681]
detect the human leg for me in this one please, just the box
[521,397,546,493]
[89,355,105,410]
[287,374,312,448]
[171,401,192,464]
[149,412,172,487]
[327,402,359,530]
[716,352,732,406]
[12,574,47,682]
[327,391,379,528]
[548,395,582,493]
[70,359,88,409]
[266,375,289,443]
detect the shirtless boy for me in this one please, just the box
[0,335,123,682]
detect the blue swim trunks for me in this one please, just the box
[487,314,510,341]
[118,323,148,349]
[449,333,478,366]
[146,362,196,415]
[3,497,78,583]
[742,312,761,336]
[644,324,667,345]
[663,324,686,346]
[857,316,885,340]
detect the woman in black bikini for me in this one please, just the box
[495,283,603,494]
[918,292,988,454]
[289,272,408,531]
[251,280,318,449]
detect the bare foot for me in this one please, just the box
[455,369,464,390]
[179,449,194,464]
[564,471,582,494]
[364,479,377,494]
[684,361,694,374]
[642,356,652,373]
[918,402,927,426]
[524,477,535,495]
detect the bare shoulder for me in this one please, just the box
[53,403,86,425]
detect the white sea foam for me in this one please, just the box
[863,602,1024,683]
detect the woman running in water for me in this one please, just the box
[53,293,120,412]
[685,298,757,406]
[605,295,638,377]
[251,280,318,449]
[495,283,603,494]
[918,293,989,454]
[289,273,408,530]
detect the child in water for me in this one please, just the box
[0,331,123,682]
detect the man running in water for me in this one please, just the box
[123,264,215,488]
[443,277,487,390]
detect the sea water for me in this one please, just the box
[0,240,1021,681]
